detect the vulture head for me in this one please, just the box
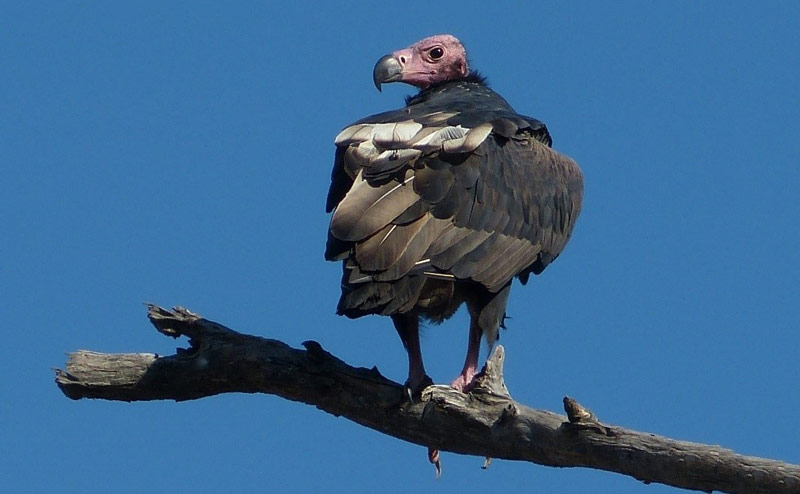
[372,34,469,91]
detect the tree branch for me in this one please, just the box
[55,305,799,494]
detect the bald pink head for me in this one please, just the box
[372,34,469,91]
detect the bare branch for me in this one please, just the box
[55,305,800,494]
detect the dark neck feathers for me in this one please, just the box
[405,71,488,106]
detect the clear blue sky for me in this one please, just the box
[2,2,799,493]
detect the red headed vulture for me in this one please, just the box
[326,34,583,395]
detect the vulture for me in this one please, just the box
[325,34,583,396]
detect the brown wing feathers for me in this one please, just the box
[327,81,583,324]
[329,169,418,242]
[330,124,580,285]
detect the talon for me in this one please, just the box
[428,447,441,477]
[404,374,434,402]
[450,371,479,393]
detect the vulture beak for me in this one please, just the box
[373,54,403,92]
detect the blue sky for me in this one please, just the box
[2,2,799,492]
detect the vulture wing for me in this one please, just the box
[326,81,583,313]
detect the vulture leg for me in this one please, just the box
[450,304,483,393]
[391,312,432,396]
[451,284,512,393]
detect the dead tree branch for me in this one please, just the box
[55,305,800,493]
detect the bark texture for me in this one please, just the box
[55,305,800,494]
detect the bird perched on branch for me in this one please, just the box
[326,34,583,398]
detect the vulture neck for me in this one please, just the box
[405,71,488,106]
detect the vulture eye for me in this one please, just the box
[429,47,444,60]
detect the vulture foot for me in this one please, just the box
[450,369,481,393]
[403,374,433,403]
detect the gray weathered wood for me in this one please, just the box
[55,305,800,493]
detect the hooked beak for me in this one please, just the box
[372,54,403,92]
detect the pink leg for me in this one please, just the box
[450,313,482,393]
